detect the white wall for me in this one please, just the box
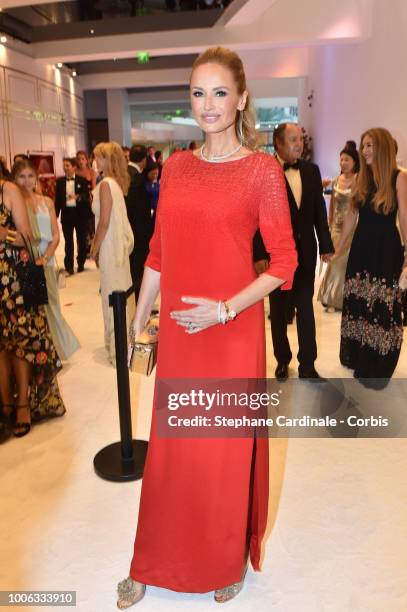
[0,43,85,175]
[307,0,407,176]
[106,89,132,147]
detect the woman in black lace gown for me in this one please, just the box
[333,128,407,383]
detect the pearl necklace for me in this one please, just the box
[200,143,242,163]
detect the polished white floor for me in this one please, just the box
[1,257,407,612]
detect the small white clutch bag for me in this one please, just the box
[129,316,159,376]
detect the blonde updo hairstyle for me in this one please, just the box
[93,141,130,195]
[191,46,259,151]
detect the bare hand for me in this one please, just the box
[170,296,220,334]
[399,267,407,291]
[127,319,143,367]
[90,244,99,265]
[254,259,269,275]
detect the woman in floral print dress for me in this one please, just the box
[334,128,407,382]
[0,178,65,439]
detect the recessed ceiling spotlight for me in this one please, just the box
[90,29,95,34]
[57,62,63,68]
[72,70,77,77]
[0,35,7,44]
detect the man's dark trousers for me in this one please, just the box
[61,207,88,272]
[269,270,317,370]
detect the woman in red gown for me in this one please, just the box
[117,47,297,608]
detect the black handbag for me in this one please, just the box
[14,235,48,309]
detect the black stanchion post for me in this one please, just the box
[112,290,133,460]
[93,288,148,482]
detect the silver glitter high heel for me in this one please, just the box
[116,577,146,609]
[214,565,248,604]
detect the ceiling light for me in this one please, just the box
[72,70,77,77]
[90,29,95,34]
[57,62,63,68]
[0,35,7,44]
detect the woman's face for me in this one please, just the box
[77,153,87,169]
[340,153,355,174]
[95,155,106,172]
[15,168,36,192]
[190,63,247,137]
[148,168,159,182]
[361,134,374,165]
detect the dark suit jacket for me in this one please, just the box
[125,169,153,258]
[54,174,90,219]
[254,158,333,282]
[127,163,140,181]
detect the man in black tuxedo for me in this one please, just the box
[255,123,334,380]
[146,145,157,173]
[55,157,90,275]
[126,144,154,302]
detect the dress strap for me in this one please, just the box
[393,168,401,188]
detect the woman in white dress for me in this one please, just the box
[91,142,134,365]
[12,160,80,360]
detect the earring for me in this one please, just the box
[237,110,244,144]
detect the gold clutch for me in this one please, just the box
[129,317,159,376]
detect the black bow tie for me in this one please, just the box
[66,177,75,181]
[283,161,300,171]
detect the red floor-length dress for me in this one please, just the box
[129,150,297,592]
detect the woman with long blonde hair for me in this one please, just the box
[117,47,297,607]
[334,127,407,383]
[91,142,134,365]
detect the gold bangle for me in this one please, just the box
[5,230,17,243]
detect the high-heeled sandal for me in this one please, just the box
[116,577,146,609]
[13,404,31,438]
[214,565,248,604]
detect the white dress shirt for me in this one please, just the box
[276,153,302,209]
[128,161,143,173]
[65,174,76,207]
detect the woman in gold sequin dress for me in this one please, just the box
[318,143,359,310]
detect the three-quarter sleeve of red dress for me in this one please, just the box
[145,155,173,273]
[258,155,297,290]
